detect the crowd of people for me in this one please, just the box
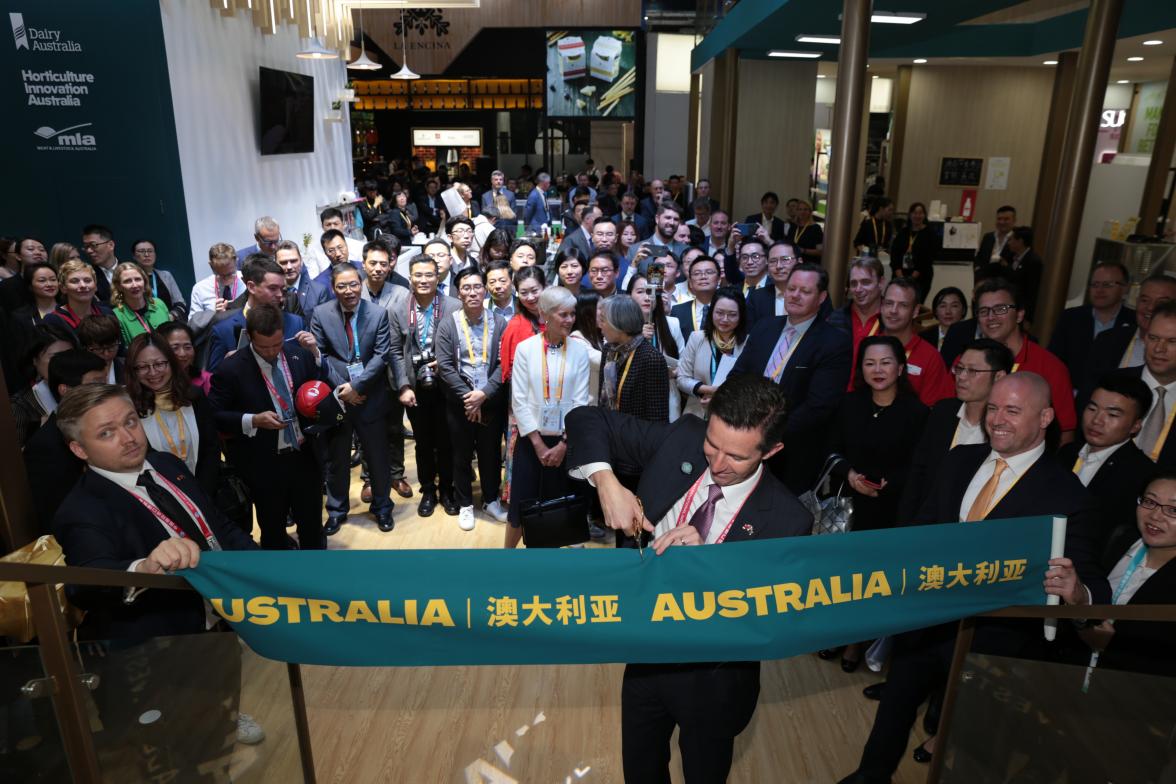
[2,161,1173,783]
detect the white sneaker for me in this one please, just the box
[483,499,509,523]
[458,506,476,531]
[237,712,265,745]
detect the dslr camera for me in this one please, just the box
[412,349,437,391]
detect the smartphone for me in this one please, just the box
[646,244,670,258]
[735,222,758,237]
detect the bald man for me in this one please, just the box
[839,373,1109,784]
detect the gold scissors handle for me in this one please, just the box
[632,497,646,560]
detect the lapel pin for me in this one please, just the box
[680,461,693,474]
[742,523,755,535]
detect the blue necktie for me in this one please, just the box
[272,359,300,449]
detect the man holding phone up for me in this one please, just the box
[622,203,688,288]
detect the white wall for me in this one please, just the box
[159,1,353,282]
[643,33,690,179]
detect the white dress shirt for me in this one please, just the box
[511,333,591,436]
[677,330,745,418]
[651,466,763,543]
[1137,367,1176,451]
[189,272,244,318]
[240,345,304,450]
[1071,440,1128,487]
[958,442,1046,521]
[953,403,986,447]
[1107,539,1155,604]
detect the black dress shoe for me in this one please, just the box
[862,682,885,700]
[817,647,843,660]
[440,494,460,516]
[377,512,395,532]
[418,494,437,517]
[912,742,933,764]
[324,516,346,536]
[841,656,862,673]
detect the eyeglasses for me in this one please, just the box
[459,284,485,293]
[334,281,362,291]
[1089,281,1123,290]
[976,304,1015,318]
[134,360,170,374]
[768,256,796,267]
[739,253,765,261]
[589,268,613,277]
[81,240,112,251]
[257,236,282,247]
[133,248,156,256]
[690,269,718,279]
[952,365,999,378]
[87,342,119,354]
[1138,497,1176,518]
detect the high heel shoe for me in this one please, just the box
[912,741,933,764]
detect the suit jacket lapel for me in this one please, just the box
[986,454,1047,519]
[82,470,158,553]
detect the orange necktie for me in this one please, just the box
[965,459,1008,522]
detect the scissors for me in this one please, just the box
[632,497,646,561]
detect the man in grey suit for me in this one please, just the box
[309,264,395,534]
[388,255,462,518]
[480,170,517,233]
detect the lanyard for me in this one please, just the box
[1120,333,1139,368]
[770,326,805,381]
[347,311,360,361]
[691,300,706,330]
[710,340,723,379]
[410,298,435,347]
[460,311,489,366]
[867,318,880,337]
[1084,542,1150,691]
[541,339,567,401]
[129,305,152,334]
[131,472,220,550]
[615,349,637,409]
[259,353,295,415]
[872,217,882,246]
[674,471,761,543]
[153,408,189,462]
[216,277,239,300]
[794,222,812,246]
[149,273,158,297]
[907,229,918,253]
[60,303,100,329]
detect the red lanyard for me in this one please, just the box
[259,353,294,415]
[60,303,100,328]
[131,472,220,550]
[541,339,567,401]
[129,306,152,333]
[674,471,761,543]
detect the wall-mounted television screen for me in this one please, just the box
[259,66,314,155]
[545,30,637,118]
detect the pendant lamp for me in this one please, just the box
[347,9,382,71]
[389,10,420,80]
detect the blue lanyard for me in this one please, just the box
[348,312,360,361]
[413,301,435,346]
[149,272,158,297]
[1111,543,1148,605]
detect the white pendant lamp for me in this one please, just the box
[297,5,337,60]
[347,9,382,71]
[389,10,420,80]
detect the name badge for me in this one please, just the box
[470,365,488,390]
[908,363,923,376]
[346,362,365,383]
[540,402,566,433]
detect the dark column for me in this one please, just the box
[0,368,35,551]
[1038,0,1123,343]
[824,0,872,306]
[1031,51,1078,263]
[707,49,740,210]
[887,65,913,204]
[1139,56,1176,235]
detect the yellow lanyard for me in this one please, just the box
[615,350,637,409]
[1072,455,1084,474]
[794,222,812,246]
[153,409,189,462]
[867,319,880,337]
[872,217,882,246]
[1120,333,1138,368]
[1148,400,1176,460]
[541,340,567,402]
[907,229,918,253]
[459,311,489,366]
[691,300,705,330]
[770,327,805,381]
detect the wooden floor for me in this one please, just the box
[230,445,932,784]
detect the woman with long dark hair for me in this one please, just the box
[677,286,747,417]
[158,320,212,395]
[496,266,547,515]
[626,272,684,420]
[569,292,603,406]
[890,201,939,303]
[125,332,221,496]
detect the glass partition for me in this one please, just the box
[0,643,70,782]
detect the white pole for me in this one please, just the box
[1045,515,1067,641]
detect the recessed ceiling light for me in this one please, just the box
[768,50,822,58]
[817,74,827,79]
[796,35,841,45]
[1043,60,1058,65]
[870,12,925,24]
[1116,79,1129,84]
[1143,40,1163,46]
[913,58,927,64]
[1127,56,1144,62]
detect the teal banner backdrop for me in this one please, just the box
[1,0,194,291]
[184,517,1055,667]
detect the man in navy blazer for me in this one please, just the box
[523,173,552,233]
[1048,261,1137,390]
[209,304,325,551]
[275,240,330,318]
[732,263,852,494]
[309,263,395,534]
[53,384,258,641]
[566,375,811,784]
[480,170,517,232]
[612,191,652,240]
[207,255,306,372]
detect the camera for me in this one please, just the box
[412,349,437,391]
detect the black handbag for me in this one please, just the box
[519,469,590,549]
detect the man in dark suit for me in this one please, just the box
[434,267,508,531]
[390,255,463,517]
[1048,261,1135,391]
[1059,372,1157,552]
[1122,300,1176,467]
[24,349,107,533]
[899,338,1013,522]
[275,240,330,318]
[53,384,258,639]
[557,203,598,261]
[840,372,1109,784]
[938,316,982,367]
[745,241,797,328]
[480,169,517,232]
[208,304,325,550]
[566,375,812,784]
[1081,274,1176,406]
[733,263,852,493]
[638,178,666,225]
[669,255,720,338]
[742,191,787,242]
[523,173,552,233]
[612,191,652,241]
[81,223,118,302]
[309,264,395,534]
[972,204,1016,274]
[416,177,445,235]
[207,255,307,372]
[985,225,1043,323]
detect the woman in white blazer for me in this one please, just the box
[677,286,747,418]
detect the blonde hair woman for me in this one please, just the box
[110,262,170,346]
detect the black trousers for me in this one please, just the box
[406,385,452,498]
[360,397,407,483]
[324,411,392,517]
[245,447,324,550]
[621,661,760,784]
[445,398,503,508]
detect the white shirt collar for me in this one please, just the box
[1141,366,1176,395]
[90,457,155,490]
[1080,439,1129,466]
[983,441,1047,478]
[699,464,763,508]
[786,313,818,335]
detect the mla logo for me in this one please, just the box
[33,122,97,151]
[11,13,29,49]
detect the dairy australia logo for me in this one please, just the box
[33,122,96,152]
[9,13,82,52]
